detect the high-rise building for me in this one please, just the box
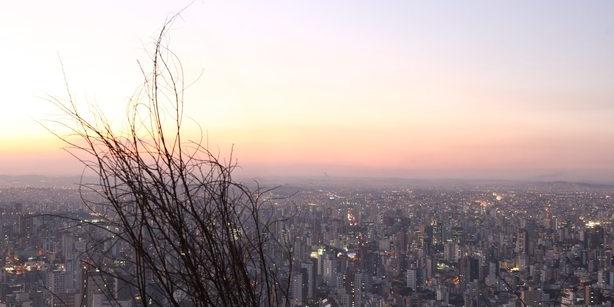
[585,223,605,250]
[406,268,417,290]
[290,271,303,307]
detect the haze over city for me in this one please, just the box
[2,0,614,182]
[1,2,614,307]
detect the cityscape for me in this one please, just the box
[2,1,614,307]
[0,178,611,306]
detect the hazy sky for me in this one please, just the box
[1,1,614,181]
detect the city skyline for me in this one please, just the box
[0,3,613,306]
[2,1,614,182]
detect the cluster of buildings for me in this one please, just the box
[0,181,612,306]
[0,201,131,307]
[272,182,613,306]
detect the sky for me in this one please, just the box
[1,0,614,182]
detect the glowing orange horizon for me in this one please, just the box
[1,1,614,181]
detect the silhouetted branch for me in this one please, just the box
[47,17,293,307]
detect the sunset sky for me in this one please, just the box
[1,1,614,181]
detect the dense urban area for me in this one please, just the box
[0,177,612,306]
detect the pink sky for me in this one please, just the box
[1,1,614,181]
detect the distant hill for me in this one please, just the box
[247,175,614,192]
[0,175,95,188]
[2,174,613,192]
